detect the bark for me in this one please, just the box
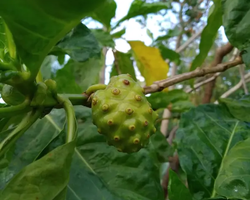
[202,43,233,103]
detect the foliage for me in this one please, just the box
[0,0,250,200]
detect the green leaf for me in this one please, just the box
[0,0,106,80]
[0,111,64,189]
[0,17,16,63]
[222,1,250,66]
[214,137,250,199]
[168,170,192,200]
[110,51,136,80]
[147,131,174,163]
[44,106,165,200]
[158,45,180,64]
[0,141,75,199]
[54,61,82,94]
[155,26,182,42]
[175,104,250,200]
[219,95,250,122]
[111,28,126,39]
[222,0,250,50]
[190,0,222,71]
[91,0,117,29]
[147,89,190,110]
[51,23,101,62]
[115,0,171,27]
[71,119,165,200]
[40,55,58,80]
[68,58,102,92]
[91,29,115,47]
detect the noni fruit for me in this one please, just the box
[91,74,158,153]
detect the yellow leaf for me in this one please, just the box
[128,41,169,86]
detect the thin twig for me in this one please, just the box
[185,72,220,93]
[176,29,203,53]
[144,56,243,94]
[239,64,248,94]
[214,73,250,103]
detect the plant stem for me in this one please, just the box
[59,93,90,107]
[56,95,77,143]
[0,99,31,118]
[0,108,42,158]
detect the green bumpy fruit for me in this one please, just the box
[91,74,158,153]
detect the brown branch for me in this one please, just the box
[144,56,243,94]
[202,43,234,103]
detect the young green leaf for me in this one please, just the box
[110,50,136,80]
[0,0,107,81]
[0,17,16,65]
[175,104,250,200]
[111,28,126,39]
[115,0,171,27]
[168,170,192,200]
[189,0,222,71]
[158,45,181,64]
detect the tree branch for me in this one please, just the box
[144,56,243,94]
[202,43,234,103]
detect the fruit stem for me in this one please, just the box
[59,93,90,107]
[56,95,77,143]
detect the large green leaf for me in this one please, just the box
[219,95,250,122]
[54,61,82,94]
[214,137,250,199]
[222,0,250,66]
[70,116,165,200]
[91,0,117,29]
[110,51,136,80]
[0,111,65,189]
[190,0,222,71]
[0,0,106,80]
[168,170,192,200]
[50,23,101,63]
[222,0,250,50]
[72,58,103,92]
[115,0,171,27]
[55,57,102,93]
[147,131,174,163]
[175,104,250,200]
[0,141,75,199]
